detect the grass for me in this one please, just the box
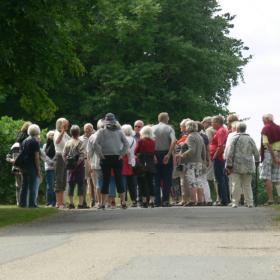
[273,205,280,223]
[0,205,59,229]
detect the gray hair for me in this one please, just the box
[56,118,67,131]
[140,125,154,139]
[46,130,55,139]
[70,125,80,138]
[236,122,247,133]
[134,120,144,127]
[263,113,274,122]
[97,119,104,130]
[186,120,198,132]
[121,124,134,136]
[180,118,191,127]
[202,116,212,124]
[28,124,41,137]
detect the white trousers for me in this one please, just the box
[231,173,253,206]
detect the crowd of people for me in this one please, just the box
[6,112,280,209]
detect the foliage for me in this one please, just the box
[0,0,85,121]
[0,117,24,204]
[0,205,58,228]
[1,0,250,127]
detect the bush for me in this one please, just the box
[0,116,48,204]
[0,116,24,204]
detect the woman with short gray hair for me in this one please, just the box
[176,121,206,206]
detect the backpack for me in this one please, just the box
[65,142,81,170]
[14,144,28,170]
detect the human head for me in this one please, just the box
[56,118,69,132]
[231,121,239,132]
[83,123,94,137]
[212,115,224,130]
[227,114,239,129]
[236,122,247,133]
[104,113,117,126]
[97,119,104,130]
[21,121,32,133]
[262,113,274,124]
[196,121,204,132]
[186,120,198,133]
[180,119,190,132]
[70,125,80,138]
[134,120,144,133]
[201,117,212,130]
[28,124,41,137]
[121,124,134,136]
[158,112,169,124]
[140,125,154,139]
[46,130,55,140]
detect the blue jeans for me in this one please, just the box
[46,170,56,206]
[214,159,230,205]
[109,176,116,198]
[154,152,173,205]
[20,168,37,207]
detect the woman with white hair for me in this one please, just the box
[176,121,206,206]
[134,125,156,207]
[121,124,137,207]
[19,124,41,208]
[53,117,70,208]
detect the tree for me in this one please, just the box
[0,0,85,121]
[52,0,250,125]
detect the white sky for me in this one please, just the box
[218,0,280,145]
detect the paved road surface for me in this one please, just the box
[0,206,279,280]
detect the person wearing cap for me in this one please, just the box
[93,113,129,209]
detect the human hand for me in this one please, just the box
[163,154,170,165]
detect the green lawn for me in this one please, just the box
[0,205,58,229]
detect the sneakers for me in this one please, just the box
[68,204,75,209]
[232,204,238,208]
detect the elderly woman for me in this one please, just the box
[175,118,191,206]
[19,124,41,208]
[226,122,260,208]
[176,121,206,206]
[63,125,86,209]
[121,124,137,207]
[134,125,156,208]
[42,131,56,207]
[53,118,70,208]
[93,113,129,209]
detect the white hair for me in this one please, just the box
[56,117,67,131]
[263,113,274,122]
[121,124,134,136]
[97,119,104,130]
[28,124,41,137]
[231,121,239,130]
[140,125,154,139]
[186,120,198,132]
[46,130,55,138]
[134,120,144,127]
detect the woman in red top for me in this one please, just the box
[135,125,156,208]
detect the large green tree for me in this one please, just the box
[1,0,250,125]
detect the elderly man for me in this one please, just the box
[80,123,95,207]
[153,112,176,207]
[19,124,41,208]
[226,122,260,208]
[209,115,229,206]
[260,114,280,205]
[134,120,144,142]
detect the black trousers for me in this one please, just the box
[138,172,155,198]
[100,155,124,194]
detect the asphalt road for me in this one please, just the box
[0,206,279,280]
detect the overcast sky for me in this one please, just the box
[218,0,280,144]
